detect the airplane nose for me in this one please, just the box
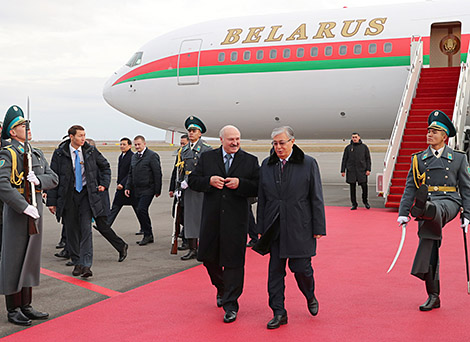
[102,72,118,105]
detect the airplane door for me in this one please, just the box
[430,22,461,67]
[177,39,202,85]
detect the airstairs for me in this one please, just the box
[379,37,470,208]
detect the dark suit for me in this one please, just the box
[108,151,138,227]
[125,148,162,238]
[189,147,259,312]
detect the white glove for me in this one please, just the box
[174,190,181,200]
[23,205,40,219]
[397,216,410,226]
[180,180,188,190]
[27,171,40,186]
[461,218,470,234]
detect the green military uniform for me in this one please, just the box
[398,110,470,311]
[0,105,58,325]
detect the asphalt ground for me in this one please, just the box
[0,142,388,337]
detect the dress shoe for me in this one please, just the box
[135,230,144,235]
[177,242,189,250]
[55,241,66,249]
[21,305,49,320]
[216,294,223,308]
[65,261,74,266]
[419,294,440,311]
[223,310,237,323]
[267,314,288,329]
[351,205,357,210]
[54,249,70,259]
[7,308,32,326]
[72,265,82,276]
[137,235,154,246]
[81,266,93,278]
[246,239,257,247]
[307,295,319,316]
[181,249,197,260]
[118,243,128,262]
[364,203,371,209]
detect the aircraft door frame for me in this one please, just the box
[429,21,462,68]
[177,39,202,85]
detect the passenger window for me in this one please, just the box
[270,49,277,59]
[384,43,392,53]
[369,43,377,54]
[339,45,347,56]
[218,52,225,62]
[283,48,291,59]
[243,51,251,61]
[231,51,238,61]
[353,44,362,55]
[325,46,333,56]
[310,47,318,57]
[297,48,304,58]
[256,50,264,60]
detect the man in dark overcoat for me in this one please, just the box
[125,135,162,246]
[47,125,111,278]
[398,110,470,311]
[256,126,326,329]
[0,105,58,325]
[188,125,259,324]
[341,132,371,209]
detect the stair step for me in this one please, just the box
[412,103,455,110]
[413,98,456,105]
[385,201,400,208]
[391,178,407,186]
[389,186,405,194]
[402,135,425,143]
[404,128,426,136]
[401,141,428,149]
[394,163,410,171]
[397,156,412,164]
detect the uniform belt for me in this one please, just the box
[16,188,42,194]
[427,186,457,192]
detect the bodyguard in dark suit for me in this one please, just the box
[189,125,259,324]
[256,126,326,329]
[47,125,111,278]
[398,110,470,311]
[108,137,139,229]
[125,135,162,246]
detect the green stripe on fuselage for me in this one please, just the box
[116,55,432,86]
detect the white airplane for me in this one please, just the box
[103,1,470,140]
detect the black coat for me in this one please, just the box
[47,140,111,220]
[125,148,162,197]
[340,139,371,184]
[257,144,326,258]
[188,147,259,268]
[113,151,134,206]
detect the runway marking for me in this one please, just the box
[40,268,122,297]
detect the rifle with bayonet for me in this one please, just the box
[23,98,39,235]
[170,147,185,254]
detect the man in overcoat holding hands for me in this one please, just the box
[256,126,326,329]
[189,125,259,324]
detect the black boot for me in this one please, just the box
[21,287,49,320]
[419,267,440,311]
[181,238,198,260]
[411,185,436,219]
[6,292,31,326]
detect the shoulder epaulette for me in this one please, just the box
[454,149,466,154]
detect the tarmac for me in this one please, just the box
[0,141,389,337]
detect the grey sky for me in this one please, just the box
[0,0,424,140]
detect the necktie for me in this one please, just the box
[139,153,143,158]
[225,154,232,173]
[74,150,83,192]
[281,159,287,172]
[435,151,439,157]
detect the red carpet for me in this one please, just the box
[4,206,470,341]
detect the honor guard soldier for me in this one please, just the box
[0,106,58,325]
[398,110,470,311]
[177,116,212,260]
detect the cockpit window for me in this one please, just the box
[126,52,143,67]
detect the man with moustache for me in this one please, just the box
[47,125,111,278]
[0,105,58,325]
[256,126,326,329]
[189,125,259,323]
[398,110,470,311]
[178,116,212,260]
[125,135,162,246]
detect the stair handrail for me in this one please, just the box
[382,36,423,200]
[449,42,470,150]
